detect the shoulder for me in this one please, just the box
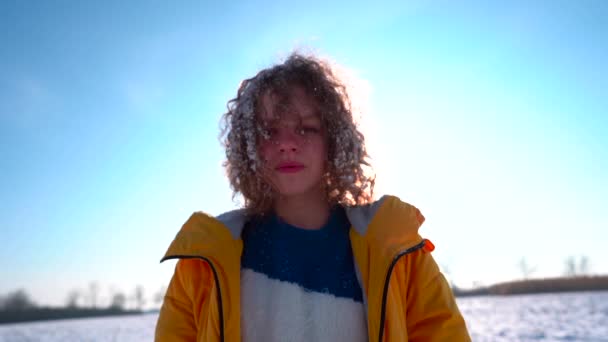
[346,194,424,234]
[374,195,425,226]
[177,208,249,240]
[346,195,425,248]
[161,209,247,261]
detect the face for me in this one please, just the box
[257,86,327,199]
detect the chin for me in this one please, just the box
[275,183,323,198]
[277,188,313,198]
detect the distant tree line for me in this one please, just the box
[563,256,589,277]
[60,282,166,311]
[517,255,592,280]
[452,255,603,297]
[454,275,608,297]
[0,289,36,311]
[0,282,167,325]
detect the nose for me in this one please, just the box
[275,128,300,153]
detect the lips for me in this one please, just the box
[275,162,305,173]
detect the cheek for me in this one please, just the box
[309,139,328,163]
[258,141,274,162]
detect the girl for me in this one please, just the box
[155,52,470,341]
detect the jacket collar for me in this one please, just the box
[161,195,424,261]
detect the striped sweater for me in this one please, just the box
[240,206,368,342]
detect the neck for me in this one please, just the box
[274,190,331,230]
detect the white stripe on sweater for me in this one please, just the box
[241,268,368,342]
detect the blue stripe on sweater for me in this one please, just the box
[241,206,363,302]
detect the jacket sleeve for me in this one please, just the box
[155,259,207,342]
[398,247,471,341]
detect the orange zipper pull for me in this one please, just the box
[423,239,435,252]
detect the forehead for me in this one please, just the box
[258,86,320,122]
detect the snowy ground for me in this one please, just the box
[1,291,607,341]
[0,314,156,342]
[458,291,608,342]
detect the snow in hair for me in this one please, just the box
[220,52,375,214]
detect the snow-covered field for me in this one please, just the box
[0,314,156,342]
[1,291,607,341]
[458,291,608,341]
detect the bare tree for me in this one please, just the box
[110,292,127,310]
[579,256,590,275]
[65,289,81,308]
[564,256,591,277]
[564,256,577,276]
[88,282,99,308]
[134,285,145,311]
[518,257,537,279]
[153,285,167,307]
[1,289,36,311]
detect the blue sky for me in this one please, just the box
[1,0,606,307]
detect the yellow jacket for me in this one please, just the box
[155,195,470,341]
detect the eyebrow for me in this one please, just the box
[259,92,322,123]
[262,104,321,121]
[260,115,321,126]
[301,115,321,123]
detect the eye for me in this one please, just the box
[298,126,320,135]
[260,126,278,140]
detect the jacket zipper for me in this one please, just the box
[161,255,225,342]
[377,239,428,342]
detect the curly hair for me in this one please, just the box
[220,52,375,215]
